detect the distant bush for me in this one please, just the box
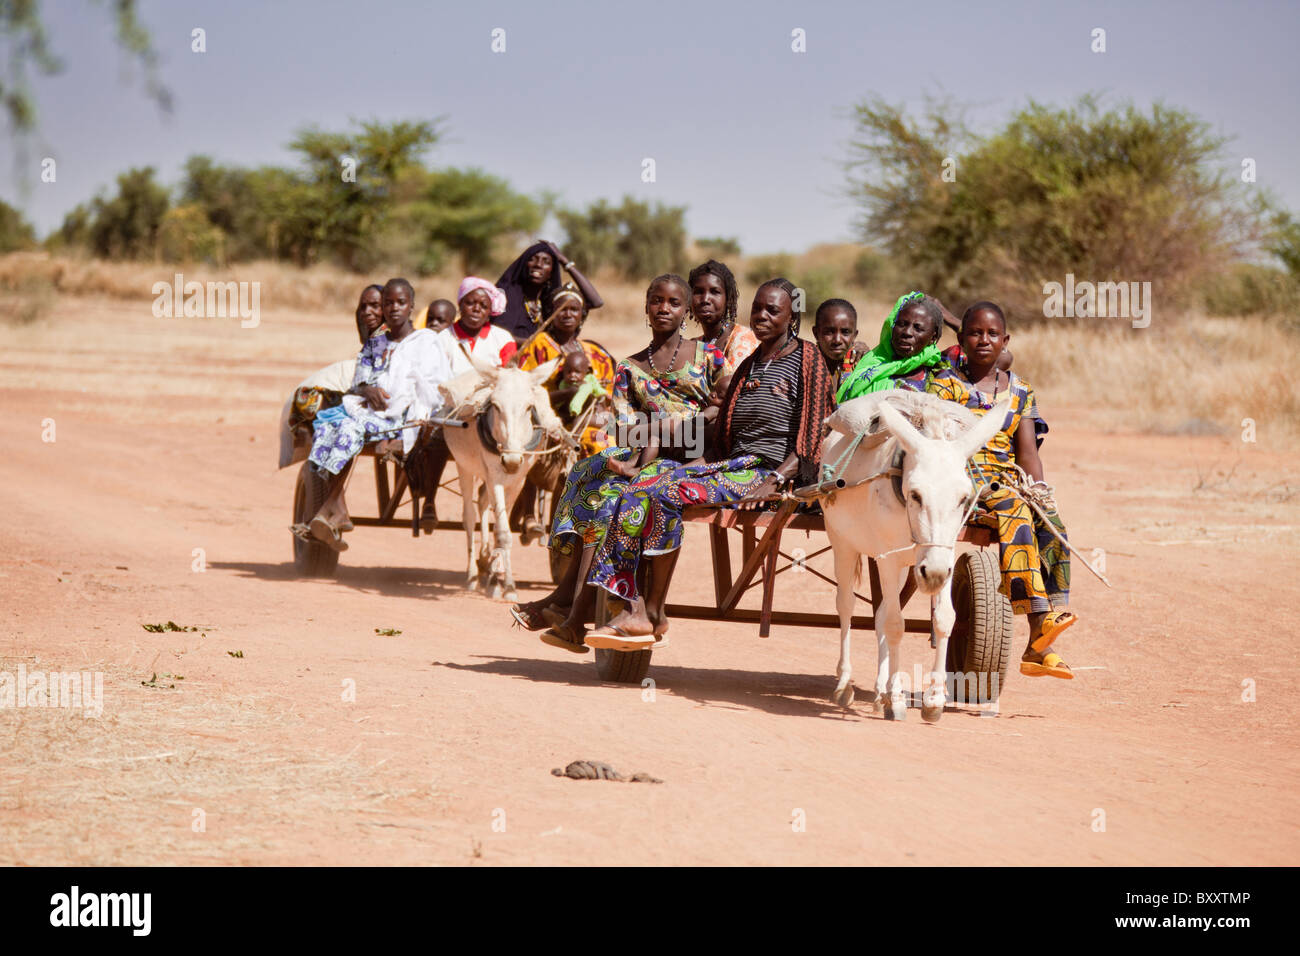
[696,236,741,258]
[851,247,888,288]
[417,167,541,275]
[846,94,1268,318]
[86,166,170,259]
[793,268,839,318]
[158,203,225,263]
[558,196,687,280]
[0,200,36,253]
[745,254,794,287]
[1201,264,1299,320]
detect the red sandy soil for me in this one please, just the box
[1,299,1296,865]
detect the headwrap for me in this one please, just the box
[495,241,565,339]
[457,276,507,316]
[835,291,944,403]
[546,281,585,317]
[711,339,835,487]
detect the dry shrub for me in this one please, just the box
[1009,314,1299,445]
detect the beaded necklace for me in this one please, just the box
[646,332,684,377]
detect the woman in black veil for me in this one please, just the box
[495,240,604,342]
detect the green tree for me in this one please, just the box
[845,94,1266,316]
[87,166,170,259]
[417,167,541,274]
[558,196,687,280]
[696,236,741,258]
[287,118,442,270]
[1268,212,1300,279]
[0,198,36,252]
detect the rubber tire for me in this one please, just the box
[293,462,340,577]
[592,590,652,684]
[946,549,1012,703]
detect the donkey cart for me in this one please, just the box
[591,498,1013,705]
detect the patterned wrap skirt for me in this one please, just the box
[969,485,1071,615]
[308,406,402,476]
[588,455,771,600]
[548,446,643,556]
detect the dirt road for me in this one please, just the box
[2,299,1296,865]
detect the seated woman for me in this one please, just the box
[836,291,965,402]
[509,274,726,650]
[688,259,758,374]
[435,278,518,374]
[948,301,1076,679]
[514,282,618,543]
[355,283,385,344]
[584,278,836,647]
[495,240,605,342]
[413,279,517,530]
[305,278,453,550]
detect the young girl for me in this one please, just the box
[812,298,864,395]
[688,259,758,374]
[951,301,1076,679]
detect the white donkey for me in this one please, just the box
[440,356,563,602]
[821,391,1009,722]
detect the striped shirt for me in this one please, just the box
[728,342,803,468]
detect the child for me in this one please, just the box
[425,299,456,333]
[555,349,614,458]
[953,301,1076,680]
[812,298,863,395]
[412,298,457,333]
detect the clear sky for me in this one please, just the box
[4,0,1298,254]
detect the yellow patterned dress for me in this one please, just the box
[517,333,617,457]
[896,366,1070,615]
[962,373,1069,615]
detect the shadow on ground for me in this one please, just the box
[434,654,1009,722]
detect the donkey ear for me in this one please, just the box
[467,352,500,382]
[528,357,560,387]
[877,400,927,458]
[956,397,1012,461]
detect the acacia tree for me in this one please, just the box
[845,94,1270,317]
[416,167,541,274]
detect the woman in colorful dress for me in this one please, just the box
[687,259,758,374]
[509,274,726,651]
[304,278,453,550]
[947,301,1076,679]
[495,240,605,342]
[514,282,618,542]
[584,278,836,647]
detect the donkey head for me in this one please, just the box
[468,354,561,474]
[877,397,1010,593]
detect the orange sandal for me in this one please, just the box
[1020,651,1073,680]
[1030,610,1078,654]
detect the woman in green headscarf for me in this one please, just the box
[836,291,948,402]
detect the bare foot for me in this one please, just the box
[595,606,655,637]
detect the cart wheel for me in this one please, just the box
[592,590,652,684]
[292,463,340,577]
[946,549,1012,703]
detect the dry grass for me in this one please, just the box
[3,252,1295,445]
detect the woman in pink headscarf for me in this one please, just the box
[435,277,518,375]
[417,277,519,531]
